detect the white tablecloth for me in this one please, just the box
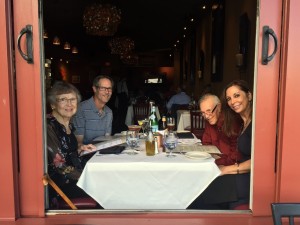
[77,149,220,210]
[177,110,190,131]
[125,105,161,126]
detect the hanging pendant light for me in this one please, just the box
[64,42,71,50]
[71,46,79,54]
[53,36,61,45]
[108,37,135,55]
[83,3,121,36]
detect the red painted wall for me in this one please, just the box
[2,0,300,222]
[277,0,300,201]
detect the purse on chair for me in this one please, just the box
[42,173,98,210]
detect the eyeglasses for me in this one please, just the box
[200,104,218,117]
[96,86,113,92]
[56,97,77,104]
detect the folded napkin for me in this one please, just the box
[99,145,126,154]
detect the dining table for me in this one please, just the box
[77,141,221,210]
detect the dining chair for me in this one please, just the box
[190,110,205,139]
[271,203,300,225]
[132,102,150,124]
[42,173,98,210]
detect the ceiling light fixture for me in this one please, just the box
[53,36,61,45]
[83,3,121,36]
[71,46,79,54]
[64,42,71,50]
[120,52,138,65]
[43,30,49,39]
[109,37,135,55]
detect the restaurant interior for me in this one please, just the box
[43,0,256,103]
[42,0,257,211]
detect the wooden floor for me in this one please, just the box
[1,212,273,225]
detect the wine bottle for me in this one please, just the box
[149,106,159,132]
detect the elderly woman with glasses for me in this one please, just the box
[47,81,96,201]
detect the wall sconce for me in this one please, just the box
[64,42,71,50]
[53,36,61,45]
[43,30,48,39]
[71,46,78,54]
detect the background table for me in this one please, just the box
[77,150,220,210]
[177,110,190,131]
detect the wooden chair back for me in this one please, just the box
[190,110,205,139]
[132,102,149,124]
[271,203,300,225]
[42,173,97,210]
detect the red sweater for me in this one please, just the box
[201,114,242,166]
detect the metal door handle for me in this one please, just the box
[17,25,33,64]
[262,26,278,65]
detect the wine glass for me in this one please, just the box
[138,119,148,137]
[142,119,149,136]
[167,117,176,131]
[163,131,178,158]
[126,130,139,155]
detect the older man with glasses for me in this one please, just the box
[199,93,242,166]
[188,93,243,210]
[73,75,114,148]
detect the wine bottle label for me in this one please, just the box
[151,125,158,132]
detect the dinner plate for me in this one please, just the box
[122,149,139,155]
[185,151,211,160]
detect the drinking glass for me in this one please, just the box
[163,131,178,158]
[167,117,176,131]
[126,130,139,155]
[138,119,148,137]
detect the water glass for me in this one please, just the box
[126,130,139,155]
[163,131,178,158]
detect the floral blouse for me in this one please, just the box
[47,114,82,183]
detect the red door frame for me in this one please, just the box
[11,0,45,218]
[3,0,300,221]
[276,0,300,202]
[251,0,283,215]
[0,0,20,219]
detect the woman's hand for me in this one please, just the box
[218,160,251,176]
[218,164,238,176]
[78,144,96,155]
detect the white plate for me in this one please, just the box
[122,149,139,155]
[185,151,211,160]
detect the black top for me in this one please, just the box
[238,121,252,162]
[188,122,252,209]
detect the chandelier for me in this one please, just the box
[83,3,121,36]
[108,37,135,55]
[120,52,139,65]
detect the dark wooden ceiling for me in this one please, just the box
[43,0,209,55]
